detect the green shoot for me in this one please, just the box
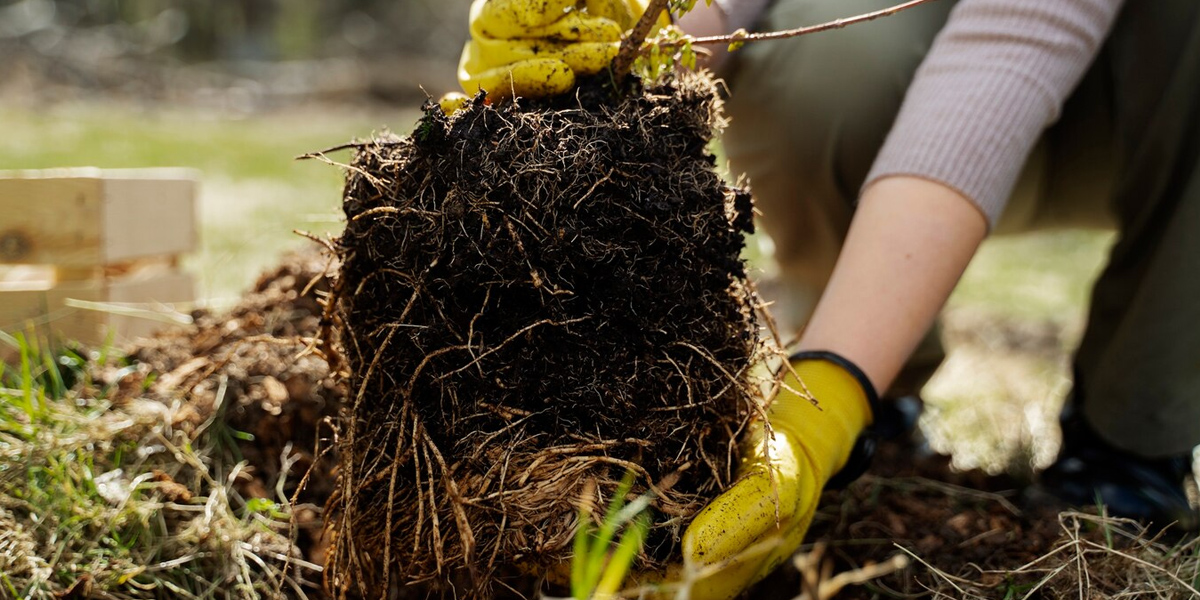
[570,471,655,600]
[592,511,651,599]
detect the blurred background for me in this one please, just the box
[0,0,472,107]
[0,0,1117,474]
[1,0,474,304]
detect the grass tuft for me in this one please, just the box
[0,334,319,599]
[912,512,1200,599]
[566,472,654,600]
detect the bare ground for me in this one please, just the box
[103,246,1197,599]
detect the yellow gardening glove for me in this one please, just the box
[678,351,877,600]
[451,0,668,104]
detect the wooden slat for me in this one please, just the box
[103,177,198,263]
[0,178,104,267]
[105,271,195,341]
[0,169,199,267]
[0,281,105,345]
[1,272,194,348]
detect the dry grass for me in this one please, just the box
[0,335,320,599]
[913,512,1200,599]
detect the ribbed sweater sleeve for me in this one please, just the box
[864,0,1125,227]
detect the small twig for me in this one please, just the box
[792,543,910,600]
[861,474,1022,516]
[611,0,670,86]
[894,545,973,596]
[658,0,940,49]
[1077,538,1200,596]
[295,142,370,159]
[293,229,337,254]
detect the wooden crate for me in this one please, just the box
[0,169,198,349]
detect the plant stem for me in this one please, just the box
[660,0,940,49]
[611,0,670,87]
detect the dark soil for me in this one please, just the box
[323,73,763,599]
[756,435,1119,599]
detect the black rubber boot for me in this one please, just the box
[1040,403,1199,531]
[873,394,924,441]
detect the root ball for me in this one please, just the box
[325,73,763,599]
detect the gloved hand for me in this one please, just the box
[446,0,665,107]
[679,351,877,600]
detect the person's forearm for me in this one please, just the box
[796,176,988,394]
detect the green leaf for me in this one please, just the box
[582,471,638,593]
[570,506,595,599]
[593,511,651,599]
[728,28,748,52]
[681,45,697,71]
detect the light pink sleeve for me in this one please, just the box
[864,0,1125,227]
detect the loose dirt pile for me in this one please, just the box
[757,433,1200,600]
[125,250,343,567]
[322,73,764,598]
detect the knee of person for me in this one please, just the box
[727,40,912,128]
[725,0,947,129]
[723,64,903,209]
[724,11,936,183]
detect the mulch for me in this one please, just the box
[120,249,343,572]
[114,249,1151,600]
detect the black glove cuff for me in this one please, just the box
[788,350,881,490]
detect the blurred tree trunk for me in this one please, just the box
[275,0,321,59]
[241,0,275,59]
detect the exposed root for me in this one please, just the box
[323,72,772,598]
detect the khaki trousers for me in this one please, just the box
[722,0,1200,456]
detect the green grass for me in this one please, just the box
[0,333,317,598]
[0,102,423,306]
[569,471,653,600]
[951,229,1114,322]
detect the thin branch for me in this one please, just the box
[611,0,670,86]
[659,0,941,49]
[295,142,369,159]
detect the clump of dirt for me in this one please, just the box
[113,249,344,567]
[323,72,764,599]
